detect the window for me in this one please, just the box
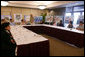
[82,12,84,15]
[73,12,81,25]
[65,5,84,27]
[65,13,71,16]
[64,13,72,24]
[66,7,72,13]
[73,6,84,12]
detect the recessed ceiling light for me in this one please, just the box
[38,5,46,10]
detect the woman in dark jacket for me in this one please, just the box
[1,22,16,56]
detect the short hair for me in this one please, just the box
[60,20,62,23]
[80,21,83,24]
[21,19,24,22]
[10,19,12,21]
[70,21,73,24]
[1,22,10,30]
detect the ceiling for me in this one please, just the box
[5,1,84,9]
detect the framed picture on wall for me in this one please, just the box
[24,15,30,21]
[1,15,12,22]
[34,16,43,24]
[14,14,22,22]
[77,15,84,24]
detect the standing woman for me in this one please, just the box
[30,14,34,25]
[1,22,16,56]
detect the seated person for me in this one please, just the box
[76,21,84,31]
[67,21,73,28]
[10,19,15,26]
[20,19,26,25]
[1,22,16,56]
[57,20,64,27]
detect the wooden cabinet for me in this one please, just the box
[24,26,84,48]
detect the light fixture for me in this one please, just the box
[38,5,46,10]
[1,1,8,6]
